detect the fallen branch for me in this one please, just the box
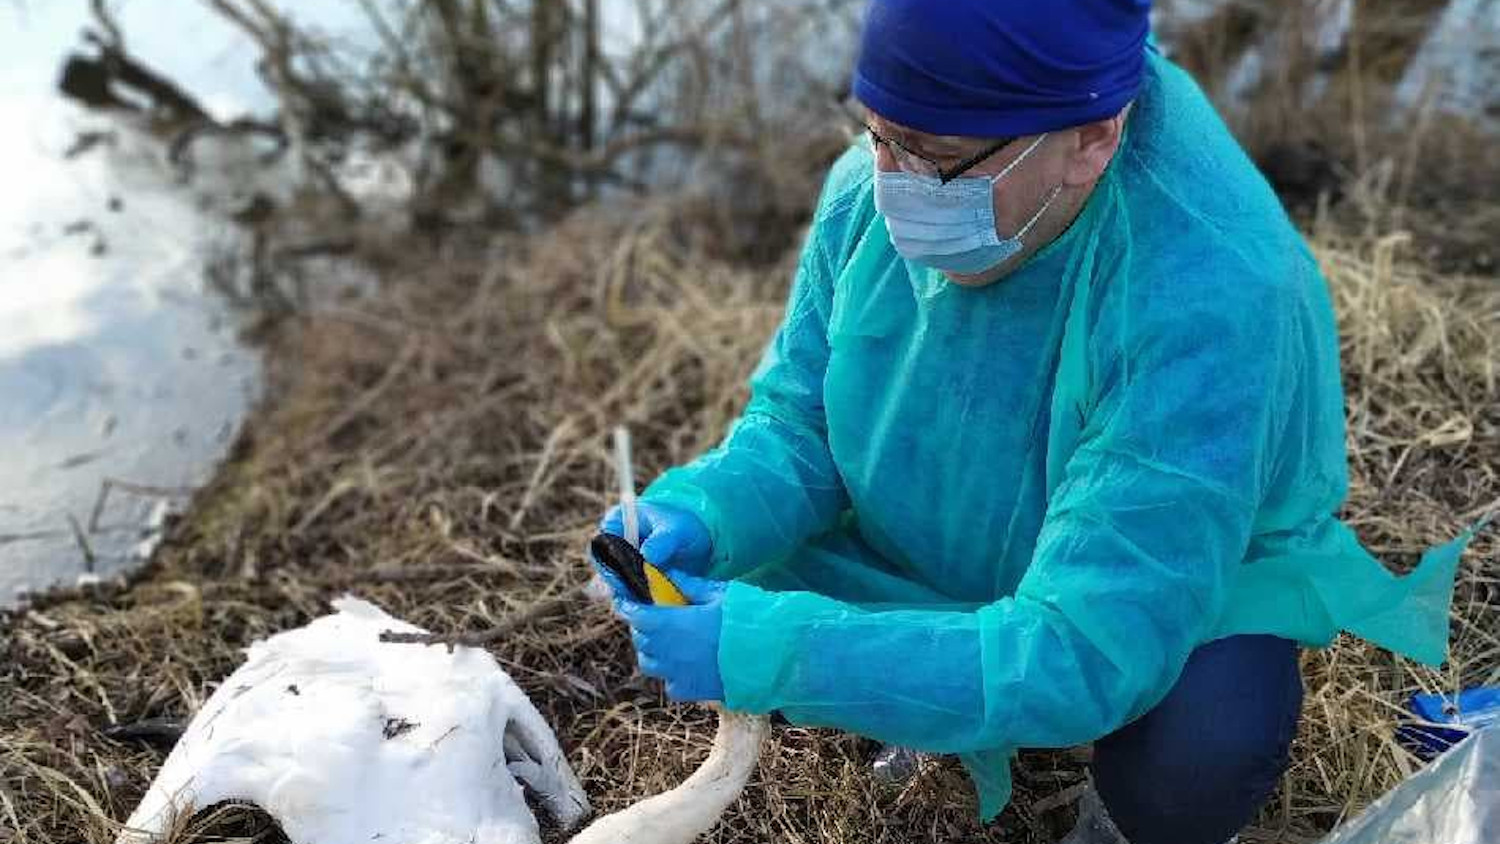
[64,515,96,575]
[88,479,193,534]
[377,590,582,651]
[57,31,215,125]
[101,718,187,749]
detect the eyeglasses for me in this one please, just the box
[847,103,1017,184]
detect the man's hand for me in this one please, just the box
[615,572,727,703]
[598,502,712,576]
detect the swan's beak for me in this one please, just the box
[590,533,691,606]
[643,565,691,607]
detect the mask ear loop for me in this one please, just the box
[988,132,1051,185]
[989,132,1060,243]
[1015,185,1064,241]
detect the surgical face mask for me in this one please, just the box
[874,133,1061,275]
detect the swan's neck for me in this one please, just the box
[568,709,768,844]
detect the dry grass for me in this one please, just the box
[1161,0,1500,275]
[1275,225,1500,839]
[1,186,1497,844]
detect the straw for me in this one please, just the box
[614,426,639,548]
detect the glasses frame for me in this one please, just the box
[852,106,1018,184]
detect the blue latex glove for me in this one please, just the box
[615,572,727,703]
[598,501,712,576]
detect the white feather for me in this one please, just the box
[116,596,589,844]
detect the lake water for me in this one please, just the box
[0,0,690,606]
[0,1,308,605]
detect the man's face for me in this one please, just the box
[863,108,1073,287]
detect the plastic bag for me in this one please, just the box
[1316,727,1499,844]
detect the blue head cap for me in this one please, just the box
[853,0,1152,138]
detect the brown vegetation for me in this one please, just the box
[5,2,1497,843]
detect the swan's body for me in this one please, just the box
[116,597,589,844]
[117,597,767,844]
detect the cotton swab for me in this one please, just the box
[613,426,639,548]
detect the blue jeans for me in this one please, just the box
[1092,634,1304,844]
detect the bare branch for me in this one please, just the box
[88,0,124,49]
[377,591,581,651]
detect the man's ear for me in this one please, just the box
[1062,110,1128,187]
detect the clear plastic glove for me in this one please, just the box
[598,501,712,576]
[587,554,631,607]
[1059,786,1130,844]
[616,572,727,703]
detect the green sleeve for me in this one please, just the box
[642,149,870,578]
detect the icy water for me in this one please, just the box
[0,2,326,606]
[0,1,663,606]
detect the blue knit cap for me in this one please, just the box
[853,0,1152,138]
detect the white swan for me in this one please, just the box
[115,596,766,844]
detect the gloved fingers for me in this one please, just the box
[620,603,668,634]
[589,557,630,602]
[608,576,655,620]
[599,502,661,538]
[662,569,726,604]
[612,597,647,625]
[599,505,636,537]
[639,528,684,569]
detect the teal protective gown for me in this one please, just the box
[642,49,1473,819]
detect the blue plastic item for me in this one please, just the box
[641,48,1474,820]
[1317,727,1499,844]
[616,572,728,703]
[1398,688,1500,759]
[598,501,713,576]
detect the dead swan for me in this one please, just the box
[115,596,767,844]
